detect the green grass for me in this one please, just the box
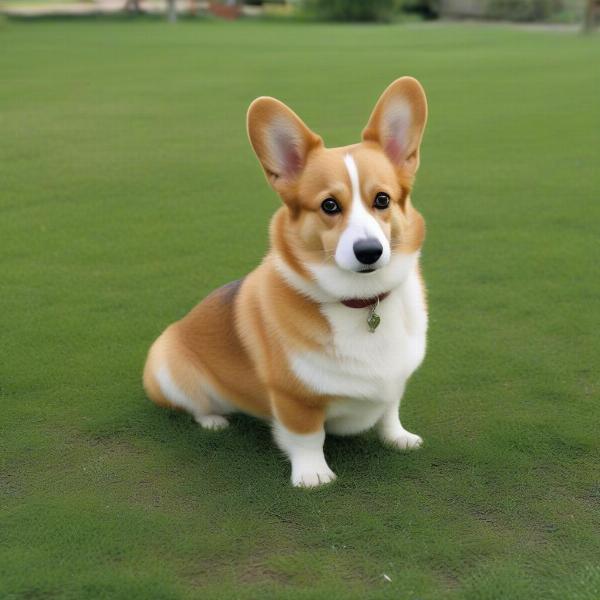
[1,18,599,600]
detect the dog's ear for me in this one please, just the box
[362,77,428,176]
[247,97,323,200]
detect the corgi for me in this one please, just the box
[143,77,429,487]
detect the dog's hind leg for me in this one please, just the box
[143,327,233,430]
[155,363,230,430]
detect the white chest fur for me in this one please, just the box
[289,266,427,433]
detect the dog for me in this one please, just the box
[143,77,429,487]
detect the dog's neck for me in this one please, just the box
[340,292,390,309]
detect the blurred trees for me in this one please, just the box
[484,0,564,21]
[304,0,396,21]
[583,0,599,29]
[303,0,577,22]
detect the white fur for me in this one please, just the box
[196,414,229,430]
[326,397,388,436]
[335,155,390,272]
[288,262,427,439]
[273,422,336,487]
[309,251,419,303]
[274,233,420,304]
[376,386,423,449]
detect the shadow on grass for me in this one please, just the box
[82,392,440,505]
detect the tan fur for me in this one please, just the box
[143,77,428,436]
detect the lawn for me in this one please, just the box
[1,17,599,600]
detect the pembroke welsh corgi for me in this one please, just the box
[143,77,429,487]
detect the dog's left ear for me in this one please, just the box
[362,77,428,176]
[247,97,323,201]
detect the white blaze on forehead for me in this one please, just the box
[344,154,362,210]
[334,154,390,272]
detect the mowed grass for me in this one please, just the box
[1,18,599,600]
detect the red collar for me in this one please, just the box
[341,291,390,309]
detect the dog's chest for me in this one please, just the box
[289,274,427,402]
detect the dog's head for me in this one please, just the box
[247,77,427,300]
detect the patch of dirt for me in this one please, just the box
[237,561,292,586]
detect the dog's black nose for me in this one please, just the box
[353,238,383,265]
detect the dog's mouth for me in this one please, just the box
[357,268,376,274]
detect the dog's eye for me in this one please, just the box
[321,198,341,215]
[373,192,390,210]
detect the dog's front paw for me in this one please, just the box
[292,466,337,488]
[386,431,423,451]
[291,455,337,488]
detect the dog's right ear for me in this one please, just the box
[247,97,323,201]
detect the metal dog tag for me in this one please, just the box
[367,305,381,333]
